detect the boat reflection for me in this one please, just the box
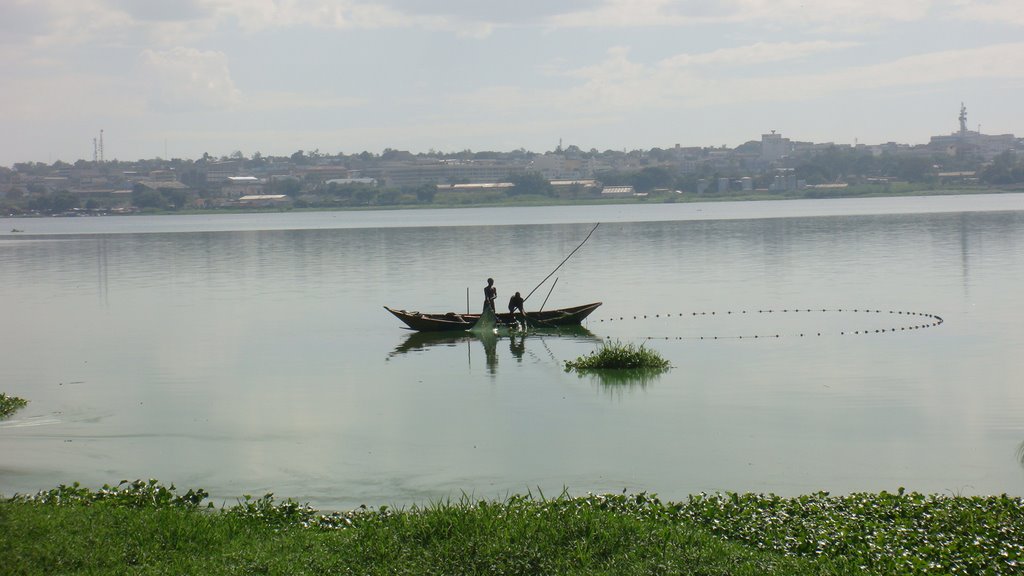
[388,326,601,373]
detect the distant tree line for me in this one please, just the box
[4,145,1023,215]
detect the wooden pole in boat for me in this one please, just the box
[524,222,600,302]
[466,287,470,314]
[539,277,559,312]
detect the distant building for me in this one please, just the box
[550,179,600,195]
[529,154,595,180]
[325,178,377,186]
[136,180,190,192]
[761,131,791,163]
[205,160,243,181]
[237,194,291,207]
[435,182,514,194]
[601,185,635,196]
[769,170,799,192]
[223,176,262,198]
[298,165,353,182]
[929,103,1016,160]
[377,160,523,187]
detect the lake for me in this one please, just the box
[2,194,1023,511]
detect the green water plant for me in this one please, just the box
[2,483,851,575]
[564,340,671,372]
[6,481,1024,575]
[0,392,28,419]
[18,479,211,509]
[679,489,1024,575]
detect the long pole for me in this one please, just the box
[524,222,600,302]
[539,277,559,312]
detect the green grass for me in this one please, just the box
[2,482,845,575]
[0,392,27,419]
[4,481,1023,575]
[564,340,671,372]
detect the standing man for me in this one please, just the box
[483,278,497,312]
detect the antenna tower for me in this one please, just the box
[99,129,105,162]
[958,103,967,136]
[93,138,98,162]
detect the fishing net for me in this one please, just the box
[469,306,499,334]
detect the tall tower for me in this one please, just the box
[99,129,105,162]
[958,103,967,136]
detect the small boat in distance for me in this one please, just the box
[384,302,602,332]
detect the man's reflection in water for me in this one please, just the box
[482,333,498,374]
[509,333,526,361]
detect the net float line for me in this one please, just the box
[591,308,943,341]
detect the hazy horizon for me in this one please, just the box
[2,1,1023,166]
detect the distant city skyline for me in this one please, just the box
[2,1,1023,166]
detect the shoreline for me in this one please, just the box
[4,185,1022,219]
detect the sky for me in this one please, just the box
[1,0,1023,166]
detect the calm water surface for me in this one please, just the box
[2,194,1023,510]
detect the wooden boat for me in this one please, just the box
[383,302,602,332]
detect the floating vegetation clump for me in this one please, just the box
[564,340,671,372]
[18,479,211,510]
[0,393,28,419]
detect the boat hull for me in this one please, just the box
[384,302,602,332]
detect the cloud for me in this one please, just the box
[708,42,1024,109]
[790,42,1024,95]
[0,0,215,51]
[660,41,860,67]
[0,73,141,123]
[4,0,493,52]
[7,0,134,49]
[244,91,367,111]
[451,41,1024,120]
[203,0,491,36]
[543,0,933,30]
[138,47,242,112]
[452,41,861,116]
[0,1,50,43]
[110,0,209,21]
[948,0,1024,26]
[552,41,858,111]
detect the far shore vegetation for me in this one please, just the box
[4,142,1024,217]
[5,182,1022,219]
[142,182,1024,216]
[2,480,1022,575]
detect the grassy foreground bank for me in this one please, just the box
[3,481,1023,575]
